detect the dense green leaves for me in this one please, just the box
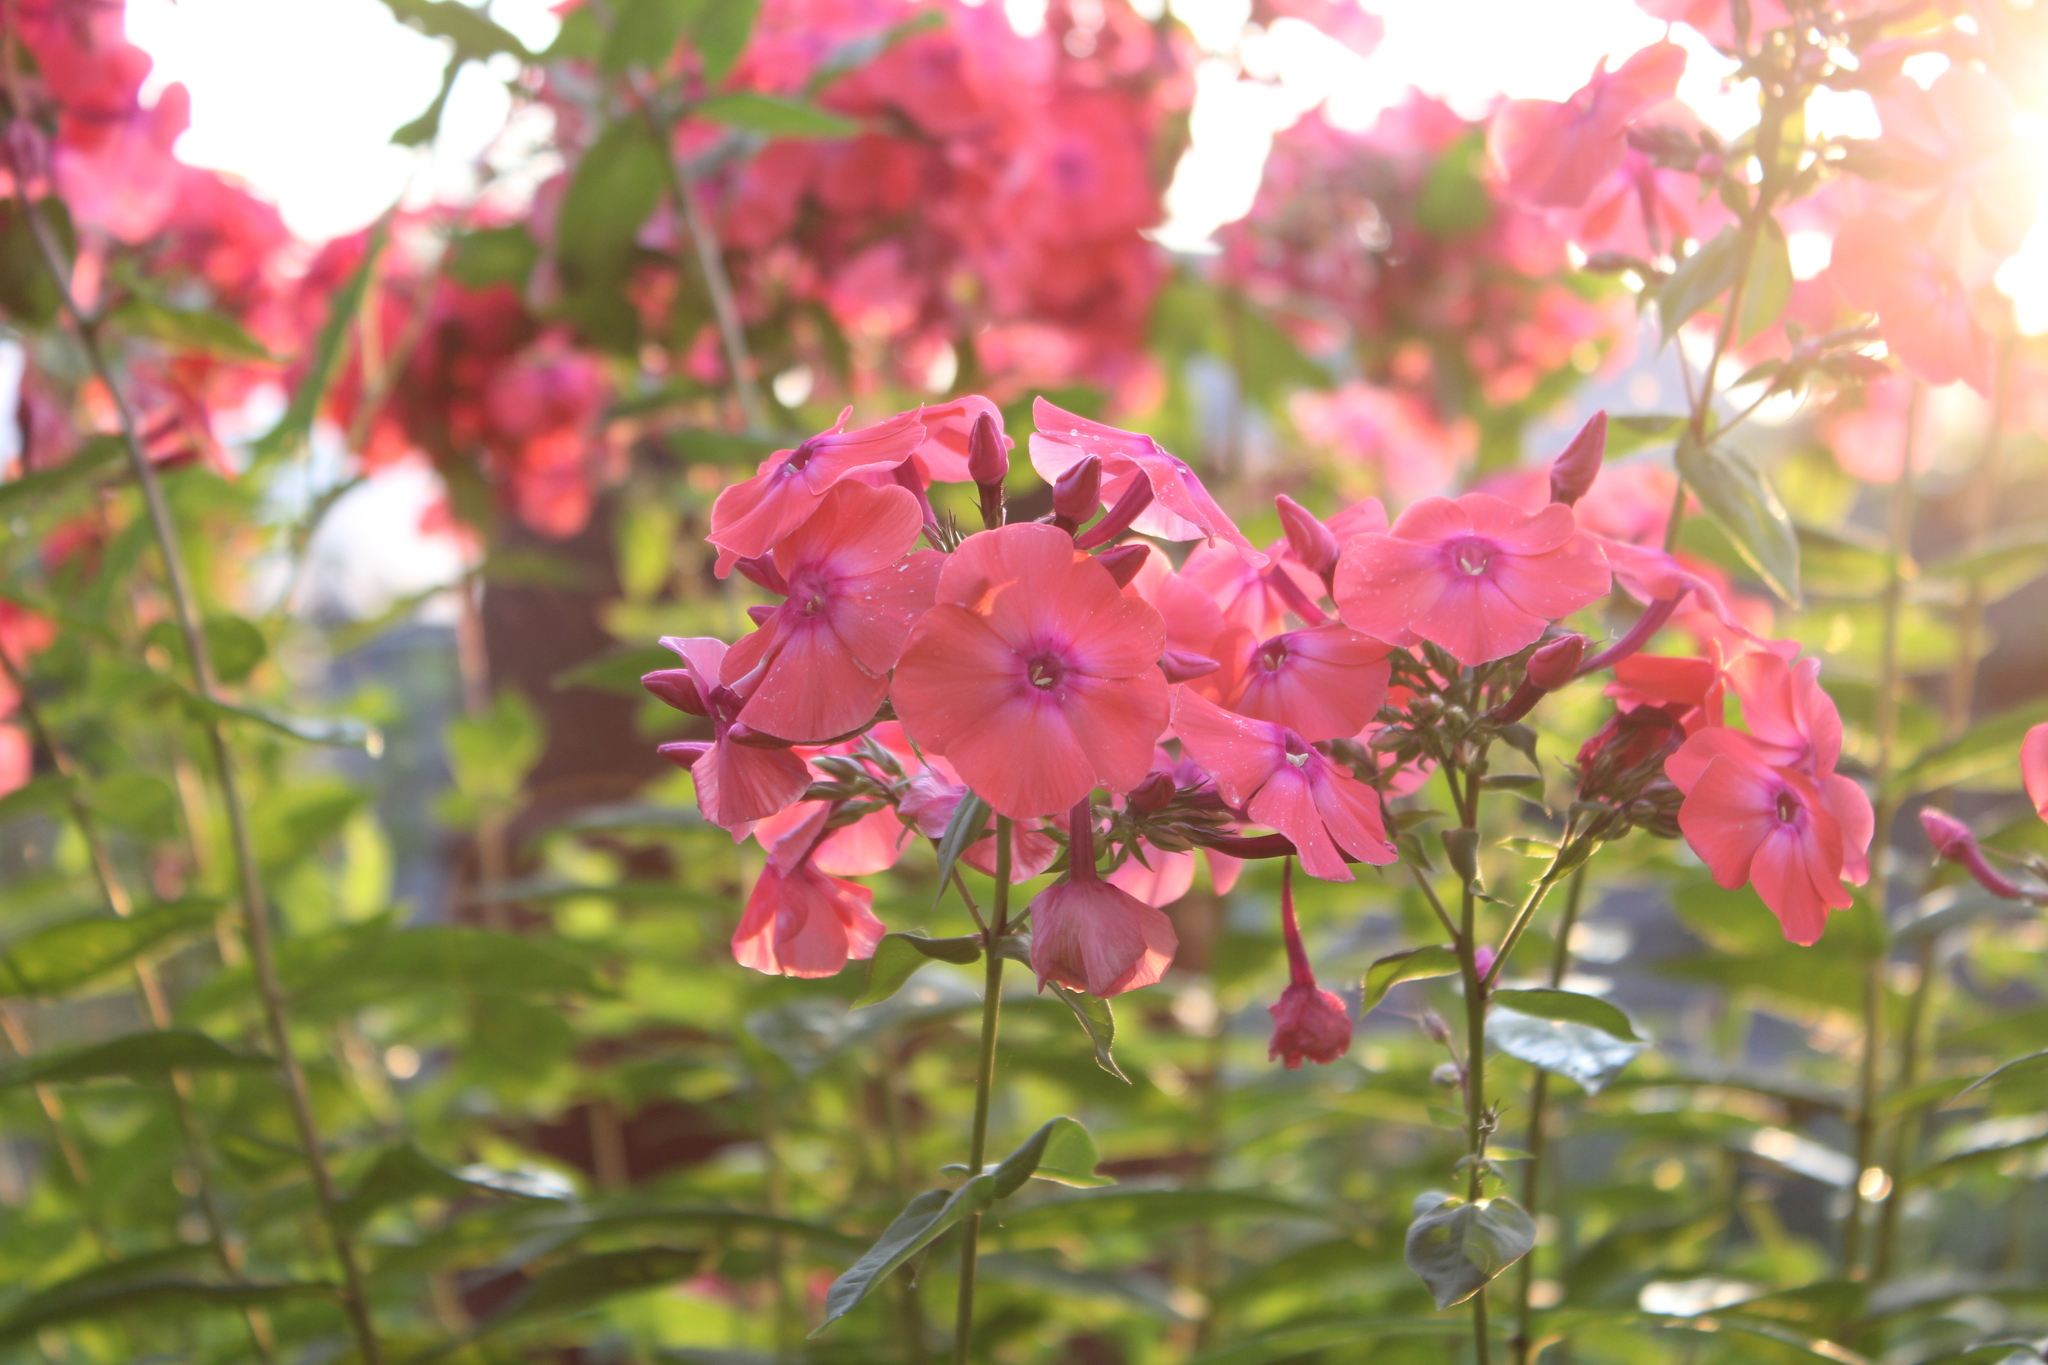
[1676,433,1801,604]
[0,899,218,997]
[697,92,857,138]
[0,1029,271,1089]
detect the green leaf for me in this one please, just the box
[0,900,219,998]
[602,0,704,72]
[0,775,72,825]
[87,771,180,839]
[113,299,273,362]
[445,689,543,807]
[815,1179,998,1333]
[1489,1007,1647,1094]
[203,613,268,685]
[553,119,668,348]
[391,55,460,146]
[1675,433,1800,605]
[0,434,126,513]
[1403,1194,1536,1309]
[696,91,856,138]
[692,0,760,84]
[988,1116,1111,1194]
[255,220,384,461]
[0,1279,330,1348]
[1605,414,1686,456]
[0,1029,271,1089]
[1890,696,2048,796]
[448,224,542,288]
[1414,129,1493,238]
[1362,945,1460,1012]
[931,791,991,911]
[1739,220,1793,343]
[855,932,982,1008]
[290,925,608,1014]
[1659,226,1744,342]
[1440,828,1480,883]
[1950,1049,2048,1107]
[377,0,532,59]
[181,689,384,753]
[486,1247,702,1329]
[1490,988,1640,1042]
[0,198,72,326]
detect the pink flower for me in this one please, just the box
[1027,801,1178,997]
[1171,689,1396,881]
[1724,650,1842,778]
[2025,723,2048,823]
[707,408,927,571]
[719,480,942,742]
[1268,859,1353,1069]
[732,803,887,978]
[1333,493,1610,666]
[1106,843,1195,908]
[901,394,1011,485]
[891,524,1170,819]
[1829,213,1996,393]
[1222,624,1392,742]
[896,768,1062,884]
[1667,727,1873,945]
[1920,808,2025,902]
[1180,543,1330,641]
[646,636,809,834]
[1489,42,1686,209]
[1028,398,1264,562]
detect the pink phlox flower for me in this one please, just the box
[1608,650,1727,735]
[1333,492,1611,666]
[731,802,887,978]
[2023,723,2048,823]
[649,636,809,836]
[897,394,1011,485]
[891,523,1170,819]
[1268,859,1353,1069]
[708,407,928,572]
[1171,689,1396,882]
[1722,650,1844,779]
[1489,42,1687,209]
[1028,398,1265,562]
[1106,842,1195,908]
[1920,808,2026,902]
[719,480,943,742]
[1027,801,1178,997]
[1126,543,1233,668]
[896,766,1062,883]
[1639,0,1792,49]
[1667,726,1872,946]
[1829,212,1996,393]
[750,789,910,878]
[1224,623,1393,743]
[1819,375,1941,486]
[1874,66,2041,265]
[1181,542,1328,640]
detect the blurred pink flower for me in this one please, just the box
[732,803,887,978]
[1489,42,1686,209]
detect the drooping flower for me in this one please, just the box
[1171,690,1396,881]
[1222,624,1392,742]
[707,408,928,570]
[1027,800,1178,997]
[1028,398,1265,562]
[719,480,943,742]
[2024,723,2048,823]
[891,523,1170,819]
[1920,808,2026,902]
[1489,42,1686,209]
[731,803,887,978]
[1666,727,1873,945]
[646,636,809,834]
[1268,859,1353,1069]
[1333,493,1610,665]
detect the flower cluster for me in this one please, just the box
[647,397,1874,1064]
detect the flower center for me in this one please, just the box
[1257,638,1289,672]
[1451,539,1493,577]
[1283,732,1314,769]
[1027,653,1067,691]
[1775,789,1801,823]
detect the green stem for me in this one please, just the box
[5,169,385,1365]
[1457,798,1492,1365]
[1843,383,1919,1276]
[1512,866,1588,1365]
[952,816,1012,1365]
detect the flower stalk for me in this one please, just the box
[1512,864,1588,1365]
[953,814,1013,1365]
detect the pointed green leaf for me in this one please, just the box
[1490,988,1640,1042]
[855,932,982,1008]
[990,1117,1110,1195]
[1739,220,1793,343]
[815,1178,998,1332]
[602,0,704,73]
[931,791,990,911]
[1605,414,1686,456]
[0,434,125,513]
[255,221,385,461]
[696,92,856,138]
[1659,226,1744,342]
[485,1247,702,1330]
[1052,980,1125,1081]
[0,900,220,998]
[113,299,273,362]
[1403,1194,1536,1309]
[0,1279,331,1347]
[1363,945,1460,1012]
[0,1029,272,1089]
[1675,434,1800,605]
[691,0,759,83]
[1490,1007,1647,1093]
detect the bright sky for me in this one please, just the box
[127,0,1701,246]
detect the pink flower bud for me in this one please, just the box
[1127,770,1175,812]
[1473,945,1497,982]
[1268,980,1354,1069]
[746,604,776,626]
[1920,808,2024,900]
[1051,455,1102,527]
[1095,542,1149,588]
[1160,649,1220,682]
[1548,410,1607,507]
[656,740,710,770]
[642,669,707,716]
[967,411,1009,486]
[1527,633,1587,690]
[1276,494,1340,579]
[733,555,790,595]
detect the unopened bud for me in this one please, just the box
[1127,771,1175,812]
[1051,456,1101,528]
[656,740,709,770]
[1921,807,2025,901]
[746,604,776,625]
[1160,649,1220,683]
[1527,634,1586,690]
[1095,542,1149,588]
[1419,1010,1452,1044]
[1548,411,1606,507]
[1276,494,1340,580]
[967,412,1008,485]
[1431,1061,1463,1088]
[733,554,790,596]
[642,669,707,716]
